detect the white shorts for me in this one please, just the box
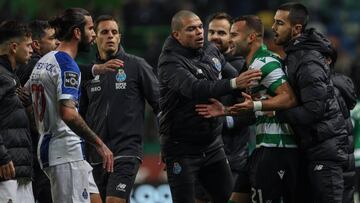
[44,160,99,203]
[0,178,35,203]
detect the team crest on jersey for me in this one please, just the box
[64,71,79,89]
[82,188,88,199]
[173,162,182,174]
[212,58,222,71]
[91,75,100,83]
[116,68,126,82]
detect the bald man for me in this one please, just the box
[157,10,262,202]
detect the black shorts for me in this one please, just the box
[195,167,250,201]
[307,160,345,203]
[165,147,234,203]
[92,157,141,200]
[249,147,300,203]
[233,167,251,193]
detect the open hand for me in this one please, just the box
[195,98,225,118]
[95,142,114,173]
[228,92,254,113]
[93,59,124,75]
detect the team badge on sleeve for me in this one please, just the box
[212,58,222,71]
[64,71,79,88]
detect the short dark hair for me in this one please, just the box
[278,2,309,31]
[94,15,119,33]
[49,8,90,41]
[171,10,198,32]
[233,15,264,37]
[29,20,52,40]
[208,12,232,26]
[0,20,32,44]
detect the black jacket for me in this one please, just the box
[277,29,348,161]
[158,36,235,156]
[80,49,159,163]
[0,55,33,181]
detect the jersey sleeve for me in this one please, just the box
[54,52,81,102]
[257,57,287,94]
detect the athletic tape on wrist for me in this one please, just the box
[253,101,262,111]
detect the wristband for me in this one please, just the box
[226,116,234,129]
[230,78,237,89]
[253,101,262,111]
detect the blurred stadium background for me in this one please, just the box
[1,0,360,202]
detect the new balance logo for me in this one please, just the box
[116,183,127,192]
[314,164,323,171]
[277,170,285,179]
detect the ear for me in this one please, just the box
[172,31,180,41]
[73,27,82,40]
[292,24,303,36]
[9,42,18,54]
[32,40,40,50]
[247,32,256,43]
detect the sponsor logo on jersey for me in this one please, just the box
[91,75,100,84]
[115,82,127,90]
[277,170,285,179]
[91,86,101,92]
[314,164,324,171]
[64,71,79,89]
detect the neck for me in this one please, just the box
[8,55,17,71]
[56,41,78,59]
[99,49,117,61]
[246,41,262,65]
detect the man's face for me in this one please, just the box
[229,21,251,57]
[15,36,33,64]
[38,28,59,55]
[78,15,96,52]
[95,20,120,56]
[207,19,231,53]
[272,10,293,46]
[173,16,204,49]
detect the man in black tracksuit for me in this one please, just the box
[80,15,159,202]
[273,3,349,202]
[327,48,357,203]
[0,21,34,202]
[158,10,261,203]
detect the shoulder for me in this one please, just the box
[252,54,282,71]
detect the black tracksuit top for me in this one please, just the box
[80,49,159,164]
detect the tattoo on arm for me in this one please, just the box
[60,100,99,146]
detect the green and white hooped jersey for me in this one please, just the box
[351,101,360,167]
[249,45,296,148]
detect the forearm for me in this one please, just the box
[64,114,101,147]
[59,100,101,147]
[261,93,297,111]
